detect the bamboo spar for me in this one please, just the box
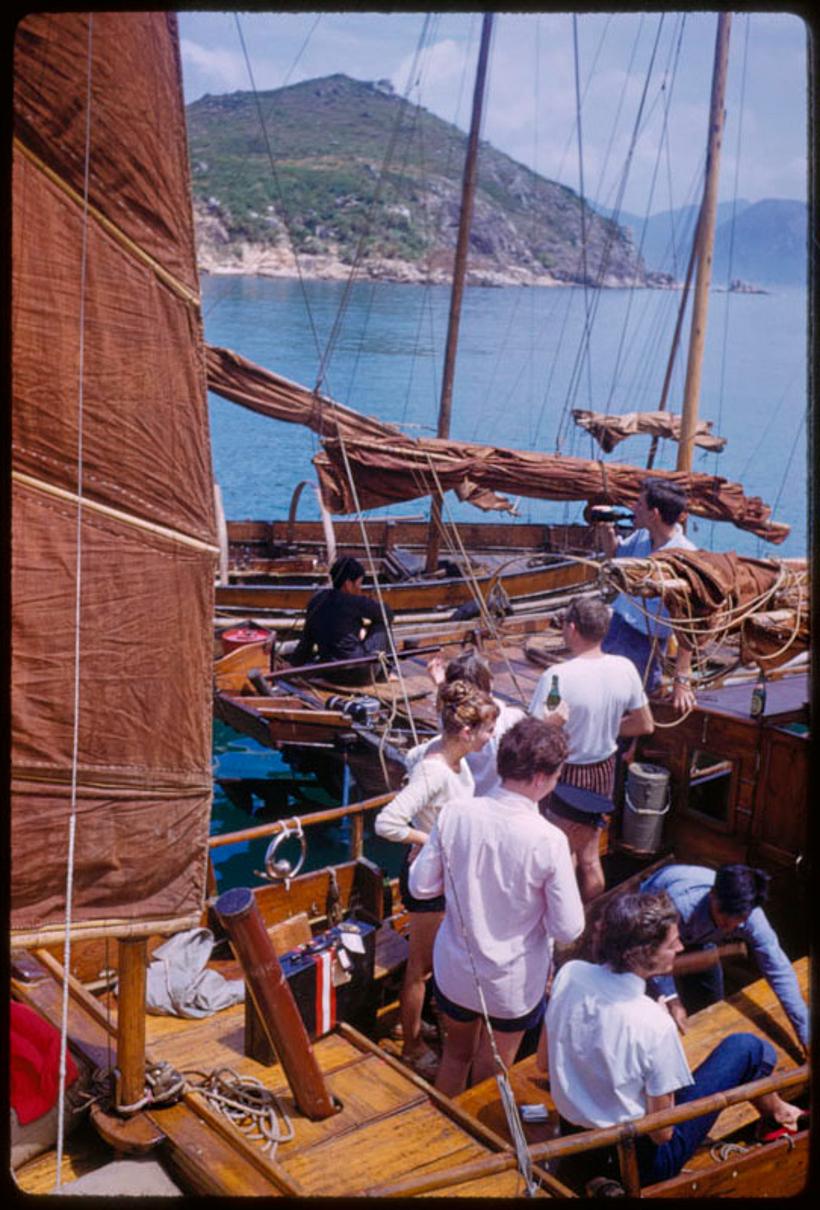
[425,12,494,574]
[677,12,732,473]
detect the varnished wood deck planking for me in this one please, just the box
[280,1098,500,1195]
[673,955,808,1139]
[417,1169,552,1197]
[457,1053,556,1147]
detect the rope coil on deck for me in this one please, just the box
[184,1067,295,1157]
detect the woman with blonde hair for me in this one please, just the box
[375,680,499,1077]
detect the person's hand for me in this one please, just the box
[542,699,570,727]
[665,998,688,1035]
[427,653,446,686]
[671,678,696,713]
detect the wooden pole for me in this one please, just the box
[350,812,364,860]
[116,937,147,1111]
[208,792,394,849]
[676,12,732,474]
[672,940,746,976]
[647,213,701,469]
[616,1129,641,1198]
[425,12,494,574]
[214,886,339,1120]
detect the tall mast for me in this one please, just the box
[425,12,494,574]
[676,11,732,474]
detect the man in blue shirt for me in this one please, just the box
[640,863,809,1055]
[596,478,697,713]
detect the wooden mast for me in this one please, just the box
[675,12,732,474]
[425,12,494,574]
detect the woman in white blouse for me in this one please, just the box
[375,679,498,1077]
[427,649,526,795]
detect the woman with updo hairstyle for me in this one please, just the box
[375,679,499,1078]
[427,649,526,794]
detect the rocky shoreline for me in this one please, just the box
[197,242,676,290]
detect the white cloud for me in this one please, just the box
[180,38,247,94]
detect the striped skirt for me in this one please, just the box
[560,753,616,799]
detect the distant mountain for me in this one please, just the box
[598,198,806,287]
[186,74,649,286]
[712,200,807,286]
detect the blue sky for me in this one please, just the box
[177,9,809,217]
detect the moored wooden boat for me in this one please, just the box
[216,514,600,620]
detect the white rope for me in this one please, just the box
[55,14,94,1189]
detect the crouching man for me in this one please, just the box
[543,891,803,1186]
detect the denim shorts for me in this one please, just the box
[431,974,546,1032]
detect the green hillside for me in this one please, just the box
[186,74,648,284]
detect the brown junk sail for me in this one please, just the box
[12,13,217,940]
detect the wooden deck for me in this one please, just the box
[13,953,564,1198]
[455,957,809,1194]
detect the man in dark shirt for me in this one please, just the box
[290,555,394,685]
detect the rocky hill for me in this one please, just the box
[187,74,652,288]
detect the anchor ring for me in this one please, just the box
[263,818,307,883]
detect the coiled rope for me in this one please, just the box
[184,1067,295,1158]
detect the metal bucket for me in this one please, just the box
[622,761,671,854]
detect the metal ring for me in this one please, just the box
[263,818,307,882]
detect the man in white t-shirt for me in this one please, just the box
[530,596,653,900]
[544,890,803,1188]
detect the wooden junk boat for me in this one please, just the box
[11,10,809,1200]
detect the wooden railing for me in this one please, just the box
[207,792,396,889]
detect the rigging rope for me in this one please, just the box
[56,13,94,1188]
[553,15,667,453]
[311,16,436,397]
[233,14,325,367]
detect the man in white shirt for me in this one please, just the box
[596,478,697,712]
[545,891,804,1187]
[409,717,585,1097]
[530,596,654,900]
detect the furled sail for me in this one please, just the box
[572,409,727,454]
[313,435,789,543]
[206,343,403,444]
[12,13,217,940]
[204,345,787,543]
[603,549,809,668]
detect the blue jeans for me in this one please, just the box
[602,613,664,695]
[636,1033,776,1184]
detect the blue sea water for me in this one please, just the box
[204,275,809,891]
